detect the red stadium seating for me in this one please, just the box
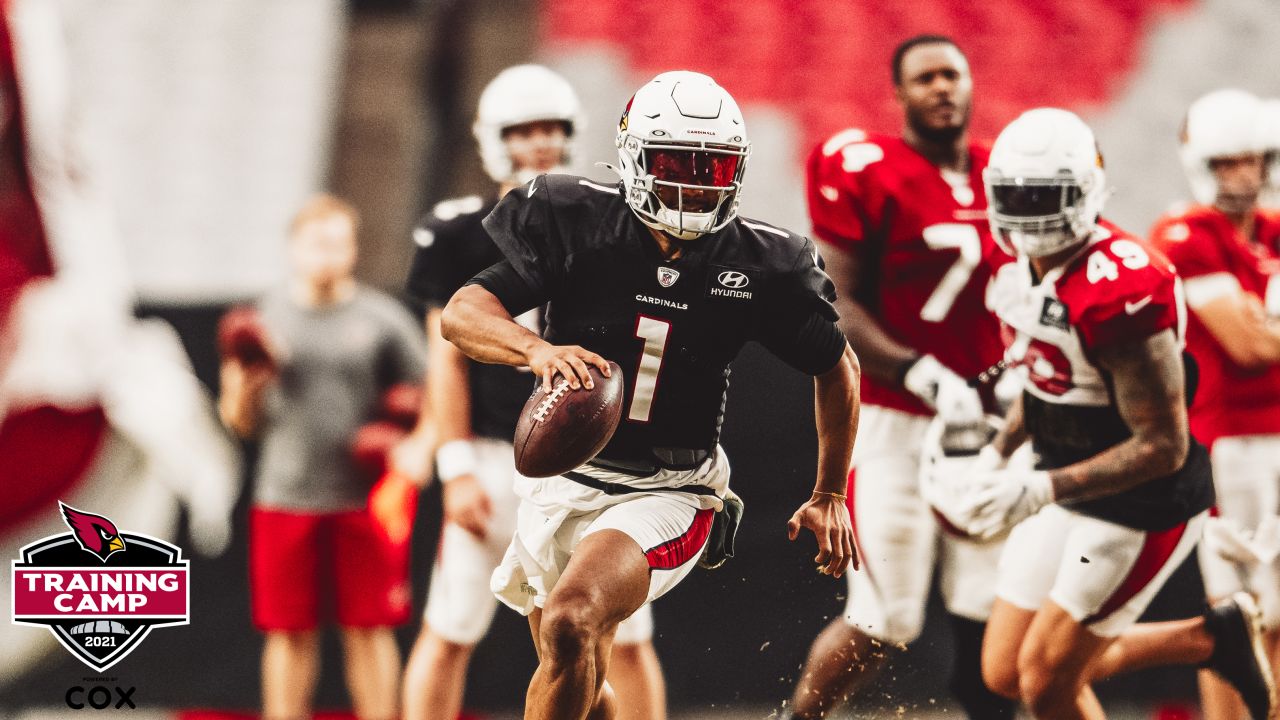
[542,0,1191,147]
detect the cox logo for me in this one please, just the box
[717,271,749,289]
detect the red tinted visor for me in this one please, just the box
[646,148,740,187]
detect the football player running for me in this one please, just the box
[401,65,667,720]
[441,71,860,720]
[791,34,1015,719]
[938,107,1273,719]
[1149,88,1280,720]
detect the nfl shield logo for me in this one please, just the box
[657,267,679,288]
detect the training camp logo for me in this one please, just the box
[11,503,190,672]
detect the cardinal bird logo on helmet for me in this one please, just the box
[60,502,126,562]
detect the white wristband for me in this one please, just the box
[435,439,478,483]
[1028,470,1056,506]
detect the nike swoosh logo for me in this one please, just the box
[1124,296,1153,315]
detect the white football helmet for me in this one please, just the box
[1180,88,1265,206]
[612,71,750,240]
[1254,97,1280,206]
[473,64,583,184]
[918,415,1005,541]
[984,108,1108,258]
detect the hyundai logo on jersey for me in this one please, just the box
[717,271,749,289]
[708,268,753,300]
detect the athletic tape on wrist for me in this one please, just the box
[436,439,478,483]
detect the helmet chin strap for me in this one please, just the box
[654,206,715,240]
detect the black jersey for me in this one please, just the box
[406,195,535,441]
[478,174,846,471]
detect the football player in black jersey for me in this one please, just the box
[401,66,667,720]
[441,71,861,720]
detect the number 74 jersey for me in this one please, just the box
[807,130,1006,415]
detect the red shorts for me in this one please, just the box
[249,506,412,631]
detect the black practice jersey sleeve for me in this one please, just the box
[406,196,498,310]
[481,176,564,300]
[755,236,846,375]
[468,259,546,317]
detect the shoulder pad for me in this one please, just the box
[739,217,797,241]
[432,195,485,221]
[815,128,886,174]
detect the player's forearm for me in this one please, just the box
[217,361,264,439]
[426,310,473,443]
[837,298,918,385]
[991,391,1027,458]
[217,395,258,439]
[1048,433,1185,503]
[813,344,861,496]
[441,284,547,368]
[1050,331,1188,502]
[1197,295,1280,369]
[821,244,917,385]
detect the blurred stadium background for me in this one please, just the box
[6,0,1280,717]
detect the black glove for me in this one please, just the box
[698,489,744,570]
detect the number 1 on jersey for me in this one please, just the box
[629,316,670,422]
[920,223,982,322]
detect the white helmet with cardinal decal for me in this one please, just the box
[612,71,750,240]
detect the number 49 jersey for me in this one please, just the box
[987,222,1214,530]
[480,174,847,471]
[807,129,1006,415]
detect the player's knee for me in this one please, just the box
[1016,652,1078,715]
[609,642,643,663]
[339,625,390,646]
[1018,666,1075,717]
[540,596,608,660]
[415,629,474,662]
[979,632,1020,699]
[982,657,1021,700]
[268,628,318,651]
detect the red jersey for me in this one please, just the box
[0,0,52,309]
[0,0,107,534]
[1150,204,1280,447]
[987,222,1212,530]
[806,129,1005,416]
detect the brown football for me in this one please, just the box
[514,361,625,478]
[217,306,276,369]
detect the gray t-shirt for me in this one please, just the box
[253,286,426,512]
